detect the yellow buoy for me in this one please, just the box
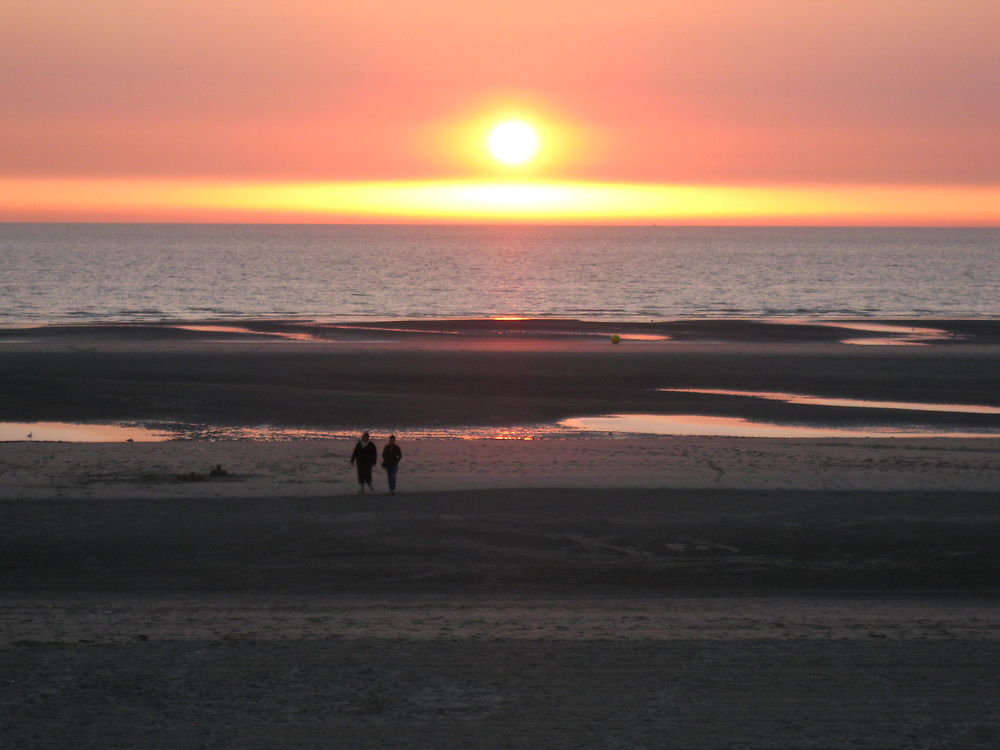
[610,334,621,344]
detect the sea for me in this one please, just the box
[1,224,998,326]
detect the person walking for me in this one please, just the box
[381,434,402,494]
[350,431,377,493]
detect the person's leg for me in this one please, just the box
[387,465,398,493]
[356,465,366,493]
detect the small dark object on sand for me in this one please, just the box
[175,465,231,482]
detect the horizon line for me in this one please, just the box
[3,177,998,226]
[2,221,999,229]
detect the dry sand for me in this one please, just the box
[3,321,1000,748]
[3,436,1000,500]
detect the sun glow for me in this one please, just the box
[2,178,999,225]
[487,119,540,165]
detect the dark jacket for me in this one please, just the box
[351,440,377,468]
[382,443,402,468]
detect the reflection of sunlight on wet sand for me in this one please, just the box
[661,388,1000,415]
[327,324,461,336]
[814,321,951,346]
[0,422,170,442]
[768,319,953,345]
[1,422,570,443]
[561,414,998,439]
[160,322,673,344]
[179,425,561,441]
[173,325,316,341]
[331,323,668,341]
[823,322,947,335]
[598,333,671,341]
[10,399,999,444]
[7,414,998,442]
[841,338,927,346]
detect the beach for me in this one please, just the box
[7,0,1000,740]
[3,320,1000,748]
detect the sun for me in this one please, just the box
[487,119,540,166]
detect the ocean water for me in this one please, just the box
[1,224,998,326]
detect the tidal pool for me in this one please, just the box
[660,388,1000,416]
[561,414,999,439]
[0,422,172,442]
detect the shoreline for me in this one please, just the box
[5,315,1000,344]
[3,318,999,435]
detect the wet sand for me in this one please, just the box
[3,481,1000,748]
[5,481,1000,595]
[3,319,1000,748]
[3,481,1000,749]
[5,621,1000,749]
[2,318,1000,433]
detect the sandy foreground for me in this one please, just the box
[3,321,1000,748]
[3,437,1000,748]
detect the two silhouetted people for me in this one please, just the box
[351,431,403,494]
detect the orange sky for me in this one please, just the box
[2,0,998,223]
